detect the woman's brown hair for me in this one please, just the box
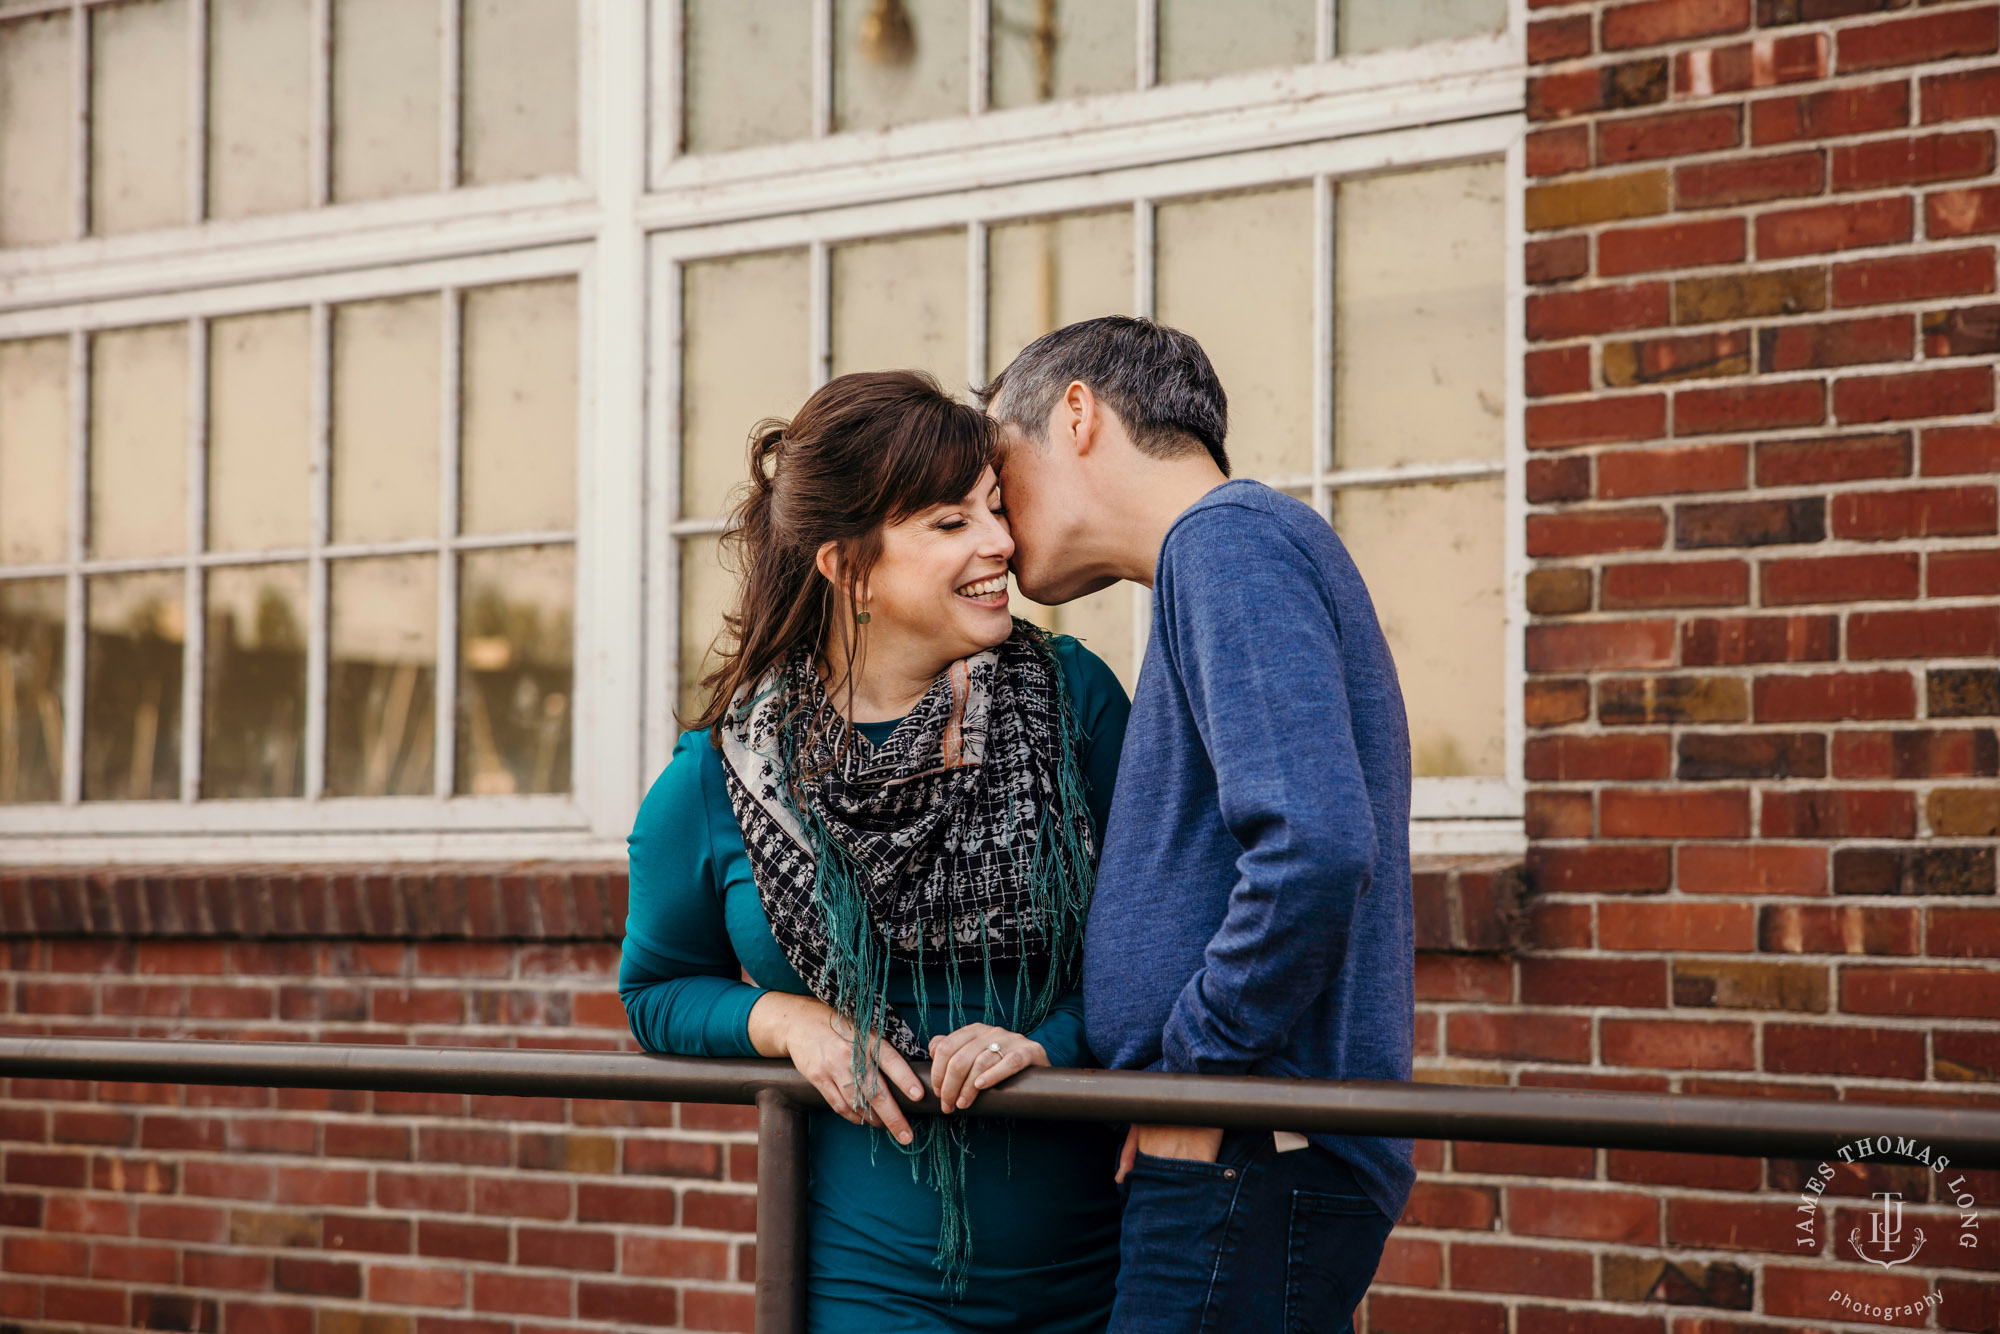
[683,370,998,740]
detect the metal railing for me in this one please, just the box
[5,1036,2000,1334]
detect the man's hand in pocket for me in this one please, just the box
[1115,1124,1225,1183]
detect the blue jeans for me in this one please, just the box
[1107,1130,1393,1334]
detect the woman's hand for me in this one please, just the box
[748,992,922,1144]
[927,1023,1048,1112]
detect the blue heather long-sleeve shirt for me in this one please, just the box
[1083,479,1415,1221]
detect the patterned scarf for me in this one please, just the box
[717,620,1096,1287]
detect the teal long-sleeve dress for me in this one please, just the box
[620,638,1130,1334]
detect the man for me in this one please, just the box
[980,316,1413,1334]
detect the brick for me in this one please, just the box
[1762,552,1919,605]
[368,1265,465,1309]
[1599,107,1742,165]
[1756,430,1909,484]
[1836,7,2000,73]
[1526,733,1673,781]
[1677,731,1825,781]
[1928,183,2000,239]
[417,1219,508,1263]
[1676,151,1825,209]
[1752,79,1910,146]
[1844,966,2000,1021]
[4,1236,86,1277]
[1757,671,1916,723]
[1768,1021,1927,1078]
[1367,1294,1508,1334]
[1835,247,1998,307]
[1446,1012,1593,1064]
[1601,1018,1756,1069]
[1681,613,1837,665]
[375,1171,467,1214]
[624,1138,724,1179]
[1528,844,1673,895]
[1528,283,1672,340]
[136,1201,225,1243]
[1676,31,1828,96]
[1834,130,1995,194]
[129,1293,218,1333]
[1834,484,1999,539]
[1675,265,1827,325]
[1761,903,1917,955]
[1666,1198,1825,1254]
[1519,956,1668,1007]
[1600,443,1748,499]
[1526,678,1591,726]
[1601,900,1755,952]
[1833,727,2000,780]
[1529,14,1593,64]
[44,1285,127,1326]
[274,1257,361,1300]
[517,1226,616,1273]
[1525,345,1591,398]
[273,1165,366,1207]
[1925,302,2000,358]
[1680,844,1827,896]
[683,1189,758,1232]
[1375,1236,1441,1288]
[1526,170,1671,231]
[1399,1182,1499,1231]
[1507,1186,1659,1244]
[1756,0,1906,26]
[1764,789,1916,838]
[1450,1241,1594,1299]
[1924,66,2000,125]
[1836,366,1994,425]
[1416,955,1512,1004]
[1673,959,1829,1010]
[471,1175,569,1219]
[1598,675,1749,726]
[1677,496,1824,548]
[417,1126,511,1167]
[1532,57,1674,122]
[1852,606,2000,660]
[1931,549,2000,597]
[1931,666,2000,717]
[1527,127,1592,180]
[622,1235,734,1281]
[1456,1141,1599,1180]
[1605,0,1751,50]
[1527,234,1591,285]
[472,1273,571,1319]
[44,1196,131,1236]
[1528,508,1669,555]
[1527,395,1669,448]
[576,1281,680,1329]
[1602,334,1751,389]
[1760,197,1913,264]
[1601,559,1748,608]
[184,1251,270,1290]
[1854,846,1994,898]
[1526,567,1592,615]
[1674,379,1825,435]
[323,1122,410,1162]
[1609,1148,1762,1190]
[1931,787,2000,837]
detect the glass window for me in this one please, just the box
[678,534,728,720]
[684,0,813,153]
[458,544,574,796]
[0,578,64,804]
[1158,0,1313,84]
[89,324,189,562]
[0,336,70,567]
[331,0,443,204]
[989,0,1135,108]
[203,563,308,798]
[1338,0,1507,56]
[0,11,73,246]
[208,310,312,552]
[460,0,579,186]
[834,0,968,133]
[333,294,442,545]
[327,555,438,798]
[207,0,313,220]
[84,569,184,801]
[460,279,579,535]
[91,0,192,236]
[681,250,813,520]
[831,229,967,385]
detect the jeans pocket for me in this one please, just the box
[1283,1191,1391,1334]
[1112,1155,1248,1334]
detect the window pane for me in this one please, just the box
[461,279,578,535]
[678,534,729,720]
[831,229,966,387]
[834,0,967,133]
[682,250,812,519]
[84,569,184,801]
[460,0,577,185]
[207,0,311,220]
[327,555,436,797]
[990,0,1135,108]
[203,563,306,798]
[1336,160,1505,471]
[684,0,811,153]
[0,578,64,804]
[332,0,441,203]
[0,12,74,246]
[91,0,190,235]
[987,208,1133,381]
[333,295,440,544]
[0,337,70,566]
[90,324,188,561]
[1159,0,1312,84]
[1333,479,1504,778]
[209,309,311,552]
[457,544,573,796]
[1338,0,1506,56]
[1156,185,1313,481]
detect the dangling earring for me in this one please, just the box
[854,607,871,624]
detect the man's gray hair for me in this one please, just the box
[977,316,1230,476]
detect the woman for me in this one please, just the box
[620,370,1128,1332]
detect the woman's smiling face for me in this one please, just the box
[861,466,1015,664]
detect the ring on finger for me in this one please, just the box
[986,1040,1002,1055]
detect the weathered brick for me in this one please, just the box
[1450,1241,1596,1298]
[1527,234,1592,285]
[1676,31,1827,96]
[1927,183,2000,239]
[1526,345,1592,398]
[1528,454,1593,503]
[1599,107,1743,165]
[1930,667,2000,717]
[1367,1293,1508,1334]
[1832,130,1996,193]
[1835,6,2000,74]
[1850,606,2000,660]
[1930,548,2000,597]
[1834,366,1995,425]
[1526,567,1593,615]
[1673,379,1825,435]
[1680,844,1828,896]
[1528,508,1670,556]
[1529,789,1592,839]
[1759,902,1918,955]
[1519,956,1669,1007]
[1528,844,1673,895]
[1527,395,1669,448]
[1841,965,2000,1019]
[1761,552,1919,605]
[1531,13,1595,64]
[1929,787,2000,838]
[1676,150,1825,209]
[1666,1197,1824,1255]
[1605,0,1751,50]
[1507,1185,1661,1245]
[1601,443,1749,502]
[1600,1017,1756,1068]
[1526,170,1672,230]
[1835,845,1996,898]
[1755,431,1909,486]
[1833,246,1998,307]
[1527,620,1679,674]
[1752,79,1910,146]
[1676,496,1824,548]
[1681,613,1838,665]
[1600,788,1752,839]
[1526,733,1673,781]
[1602,333,1751,389]
[1832,727,2000,780]
[1529,284,1673,340]
[1674,264,1827,323]
[1763,788,1916,839]
[1923,66,2000,125]
[1601,559,1748,608]
[1526,678,1593,727]
[1600,217,1746,276]
[1758,197,1913,262]
[1922,425,2000,477]
[1833,484,1999,540]
[1924,302,2000,358]
[1599,675,1750,725]
[1755,670,1916,722]
[1675,960,1829,1011]
[1677,731,1825,781]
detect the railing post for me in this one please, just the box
[754,1087,808,1334]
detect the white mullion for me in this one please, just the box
[1136,0,1155,90]
[653,0,684,183]
[303,302,329,800]
[181,316,207,802]
[434,287,462,799]
[440,0,461,190]
[969,0,989,117]
[60,330,87,805]
[650,255,683,776]
[667,516,730,537]
[1501,129,1528,806]
[188,0,207,225]
[1317,0,1336,62]
[810,0,832,138]
[1312,173,1333,519]
[70,0,89,239]
[1129,197,1153,681]
[965,220,986,393]
[808,239,830,388]
[1300,459,1507,493]
[308,0,330,208]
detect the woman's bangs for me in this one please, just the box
[882,403,997,521]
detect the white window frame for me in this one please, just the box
[0,0,1526,863]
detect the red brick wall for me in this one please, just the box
[1371,1,2000,1331]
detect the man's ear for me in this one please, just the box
[1066,381,1101,457]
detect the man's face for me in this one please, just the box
[995,410,1113,606]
